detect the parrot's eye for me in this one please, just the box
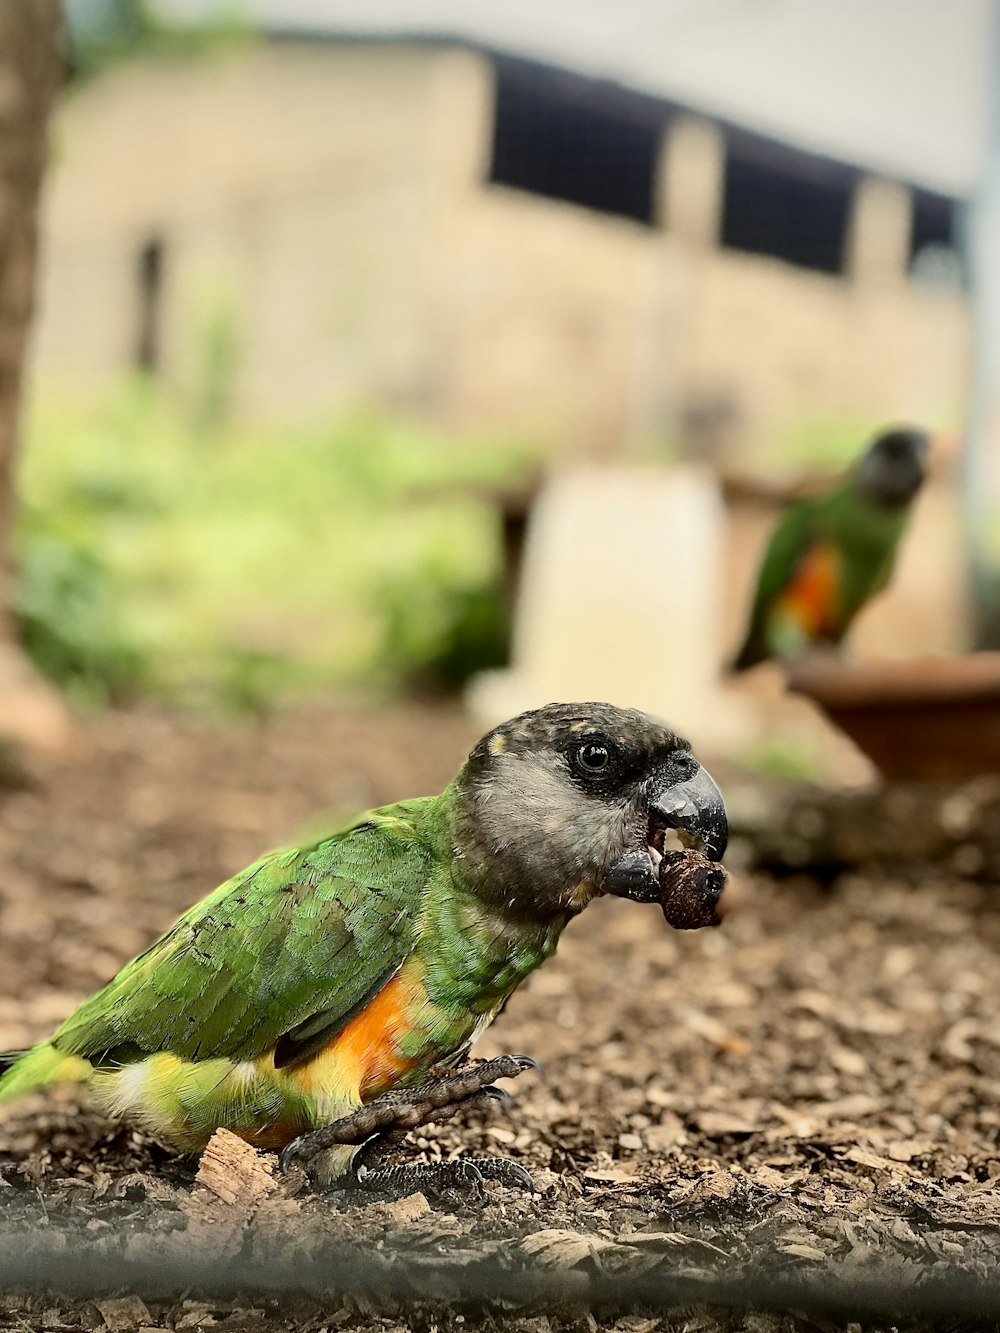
[572,739,612,775]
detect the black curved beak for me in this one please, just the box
[603,761,728,904]
[650,764,728,862]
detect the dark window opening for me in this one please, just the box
[489,57,664,226]
[909,187,963,284]
[721,133,855,275]
[135,235,165,372]
[910,188,957,257]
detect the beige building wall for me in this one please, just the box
[33,42,459,416]
[31,40,970,456]
[434,57,969,453]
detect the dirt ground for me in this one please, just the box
[3,701,1000,1332]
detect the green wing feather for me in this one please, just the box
[50,799,441,1069]
[732,493,829,670]
[831,497,909,618]
[733,478,912,669]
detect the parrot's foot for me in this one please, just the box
[350,1155,533,1196]
[277,1053,536,1175]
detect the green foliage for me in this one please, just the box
[759,413,889,471]
[738,735,824,784]
[17,381,533,712]
[184,281,244,434]
[14,513,146,709]
[375,570,511,695]
[67,0,253,81]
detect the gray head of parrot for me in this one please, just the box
[855,427,930,509]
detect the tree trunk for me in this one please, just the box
[0,0,72,751]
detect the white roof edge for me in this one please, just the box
[148,0,991,197]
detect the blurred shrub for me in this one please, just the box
[375,567,511,695]
[17,381,533,712]
[758,412,889,471]
[66,0,251,81]
[15,514,146,709]
[184,280,244,434]
[738,736,824,784]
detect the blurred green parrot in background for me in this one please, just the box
[731,427,930,671]
[0,702,727,1191]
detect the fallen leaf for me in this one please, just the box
[695,1111,759,1137]
[520,1228,618,1269]
[779,1242,826,1261]
[752,1165,787,1190]
[583,1163,639,1184]
[842,1146,908,1173]
[95,1297,152,1331]
[363,1192,431,1226]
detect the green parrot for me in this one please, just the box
[0,702,728,1191]
[731,427,930,671]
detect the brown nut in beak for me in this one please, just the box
[658,848,727,929]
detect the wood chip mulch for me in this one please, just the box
[2,702,1000,1331]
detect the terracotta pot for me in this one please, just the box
[786,653,1000,780]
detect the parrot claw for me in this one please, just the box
[478,1157,534,1190]
[276,1139,309,1174]
[275,1053,537,1175]
[348,1155,533,1196]
[508,1054,540,1072]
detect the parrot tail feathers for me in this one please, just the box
[0,1044,90,1102]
